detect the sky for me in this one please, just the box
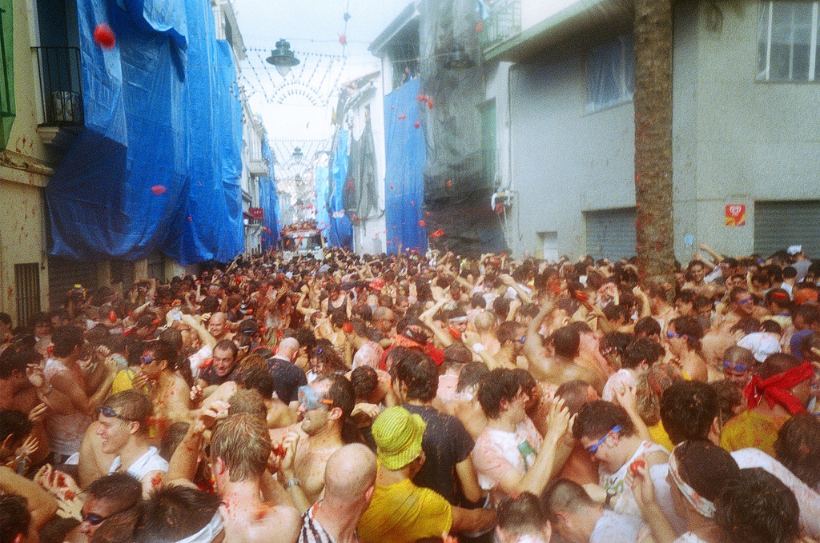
[233,0,412,149]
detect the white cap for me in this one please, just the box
[737,332,781,363]
[787,245,802,256]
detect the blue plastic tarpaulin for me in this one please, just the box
[45,0,244,264]
[259,139,280,251]
[384,78,427,254]
[326,128,352,249]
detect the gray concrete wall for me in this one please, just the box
[505,0,820,261]
[508,48,635,259]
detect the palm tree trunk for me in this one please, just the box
[634,0,675,286]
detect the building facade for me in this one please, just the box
[482,0,820,261]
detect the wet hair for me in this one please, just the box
[238,366,274,399]
[659,381,718,445]
[540,478,596,521]
[636,363,680,425]
[669,316,704,351]
[600,332,633,359]
[228,389,267,418]
[555,380,593,415]
[674,440,739,502]
[213,338,238,360]
[572,400,634,440]
[773,414,820,488]
[0,349,30,379]
[51,325,85,357]
[457,362,489,393]
[0,410,32,448]
[87,473,143,516]
[759,353,801,379]
[443,343,473,367]
[497,321,524,345]
[351,366,378,401]
[135,486,222,543]
[477,369,521,419]
[622,338,663,369]
[710,380,744,428]
[497,492,547,536]
[760,320,783,335]
[210,413,271,481]
[320,373,356,422]
[551,326,580,359]
[634,316,661,338]
[0,494,30,543]
[715,468,800,543]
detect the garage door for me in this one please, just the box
[585,208,636,260]
[754,201,820,258]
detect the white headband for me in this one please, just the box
[174,511,224,543]
[668,449,716,518]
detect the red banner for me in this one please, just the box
[248,207,264,220]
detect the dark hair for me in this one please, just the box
[774,414,820,488]
[674,440,739,502]
[457,361,489,393]
[135,486,222,543]
[470,293,486,309]
[51,325,85,357]
[0,410,32,448]
[0,495,30,543]
[759,353,800,380]
[87,473,143,515]
[540,478,595,521]
[622,338,663,369]
[552,326,580,359]
[321,373,356,422]
[497,492,547,535]
[710,380,743,428]
[351,366,378,401]
[572,400,634,440]
[239,366,274,399]
[600,332,633,358]
[0,349,30,379]
[715,468,799,543]
[392,351,438,402]
[659,381,718,445]
[477,369,521,419]
[555,380,593,415]
[669,316,704,351]
[497,321,524,345]
[213,338,239,360]
[634,316,661,338]
[0,313,11,327]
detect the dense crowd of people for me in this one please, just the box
[0,242,818,543]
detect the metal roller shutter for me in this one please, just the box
[47,257,98,311]
[585,208,637,260]
[754,200,820,258]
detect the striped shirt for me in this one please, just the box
[298,504,335,543]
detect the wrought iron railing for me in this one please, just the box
[480,0,522,50]
[32,46,84,126]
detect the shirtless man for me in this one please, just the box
[524,299,604,392]
[207,312,234,342]
[272,374,354,512]
[210,413,301,543]
[474,311,501,356]
[137,340,191,425]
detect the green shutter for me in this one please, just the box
[0,0,14,149]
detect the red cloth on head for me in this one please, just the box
[743,362,813,415]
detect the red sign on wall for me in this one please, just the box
[724,204,746,227]
[248,207,264,220]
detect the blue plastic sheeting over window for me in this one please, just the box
[384,78,427,255]
[315,160,331,236]
[259,139,280,251]
[45,0,244,264]
[326,128,352,249]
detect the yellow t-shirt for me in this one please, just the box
[720,409,789,457]
[358,478,453,543]
[648,421,674,451]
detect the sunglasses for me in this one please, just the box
[297,385,334,411]
[82,511,109,526]
[586,424,622,455]
[140,354,155,365]
[666,330,680,339]
[722,360,749,373]
[97,405,136,422]
[736,297,754,305]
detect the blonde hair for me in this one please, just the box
[210,413,271,482]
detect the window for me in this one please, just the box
[586,35,634,112]
[757,1,820,82]
[0,0,14,149]
[15,263,41,328]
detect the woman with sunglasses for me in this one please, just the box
[665,317,708,382]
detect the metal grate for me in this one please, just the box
[15,263,41,328]
[32,46,84,126]
[480,0,521,50]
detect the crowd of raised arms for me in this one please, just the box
[0,243,818,543]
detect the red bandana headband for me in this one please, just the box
[743,362,813,415]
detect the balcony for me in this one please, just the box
[248,157,268,176]
[480,0,522,52]
[33,46,84,148]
